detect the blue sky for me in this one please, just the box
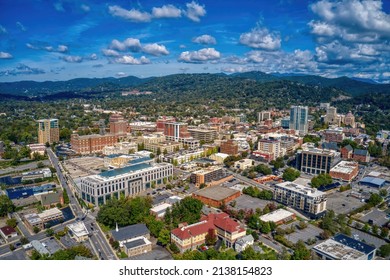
[0,0,389,82]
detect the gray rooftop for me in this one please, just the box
[194,186,240,201]
[111,224,149,241]
[124,238,147,249]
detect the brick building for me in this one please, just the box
[329,161,359,181]
[156,116,176,132]
[192,186,241,208]
[109,114,128,136]
[353,149,370,163]
[220,139,239,156]
[340,145,353,159]
[71,133,118,155]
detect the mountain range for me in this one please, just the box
[0,72,389,99]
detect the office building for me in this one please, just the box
[274,182,327,218]
[220,139,239,156]
[164,122,191,141]
[190,166,225,186]
[258,139,283,160]
[163,148,205,165]
[37,119,59,144]
[156,116,176,132]
[296,144,340,175]
[79,158,173,206]
[289,106,308,135]
[258,111,271,123]
[323,128,344,143]
[324,106,340,125]
[102,141,138,156]
[313,233,376,260]
[109,114,128,136]
[329,161,359,181]
[188,128,218,143]
[67,221,89,242]
[24,208,64,230]
[71,133,118,155]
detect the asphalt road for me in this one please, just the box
[46,148,117,260]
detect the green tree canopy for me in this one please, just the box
[282,168,300,182]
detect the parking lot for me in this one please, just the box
[351,228,387,249]
[327,189,365,214]
[231,194,272,211]
[64,157,104,179]
[360,208,389,227]
[279,221,323,246]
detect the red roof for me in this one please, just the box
[205,213,244,234]
[171,220,215,240]
[172,212,245,240]
[0,226,17,236]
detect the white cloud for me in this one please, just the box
[152,5,182,18]
[54,2,65,12]
[239,27,281,51]
[61,55,83,63]
[185,1,206,22]
[81,4,90,12]
[16,21,26,32]
[309,0,390,43]
[108,5,151,22]
[221,66,254,73]
[0,64,45,76]
[115,55,151,65]
[102,49,120,57]
[110,38,142,52]
[0,25,7,34]
[142,43,169,56]
[88,53,98,60]
[0,52,12,59]
[178,48,220,63]
[192,34,217,45]
[116,72,127,77]
[27,43,68,53]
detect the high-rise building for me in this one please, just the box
[258,139,283,160]
[71,134,118,155]
[156,116,176,132]
[164,122,191,141]
[220,139,239,156]
[344,111,356,128]
[289,106,308,135]
[37,119,60,144]
[295,144,340,174]
[109,114,127,136]
[324,106,340,125]
[274,182,327,218]
[258,111,271,123]
[188,128,218,143]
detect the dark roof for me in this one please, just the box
[342,145,353,152]
[317,182,341,192]
[360,177,386,187]
[354,149,369,156]
[321,142,339,151]
[0,226,17,235]
[111,224,149,241]
[333,233,376,255]
[152,193,170,206]
[124,238,147,249]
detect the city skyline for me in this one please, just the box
[0,0,389,82]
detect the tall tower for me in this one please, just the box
[289,106,308,135]
[37,119,59,144]
[109,114,127,136]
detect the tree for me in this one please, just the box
[368,193,383,206]
[311,173,332,188]
[6,218,17,228]
[20,237,29,245]
[158,229,171,246]
[260,221,271,234]
[33,226,41,234]
[37,161,45,168]
[282,168,300,182]
[156,148,161,156]
[378,244,390,258]
[380,227,389,238]
[379,189,388,197]
[169,243,180,254]
[0,195,15,217]
[298,221,307,230]
[149,153,155,159]
[205,228,217,246]
[292,240,311,260]
[9,244,15,251]
[46,228,55,237]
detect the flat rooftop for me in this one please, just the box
[276,182,326,198]
[330,161,358,174]
[260,209,295,223]
[194,186,240,201]
[313,239,365,260]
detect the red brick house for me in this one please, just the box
[340,145,353,159]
